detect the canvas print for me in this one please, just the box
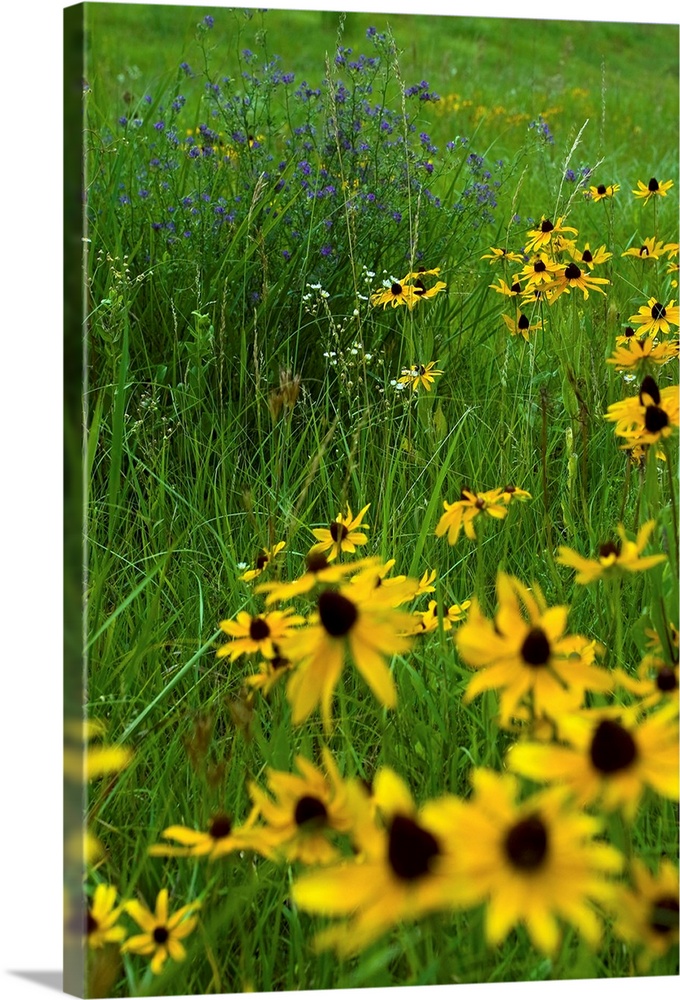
[64,2,679,996]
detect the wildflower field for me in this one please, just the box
[70,4,679,996]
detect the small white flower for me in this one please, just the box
[320,290,330,299]
[350,348,358,355]
[364,353,373,361]
[352,308,360,317]
[323,351,337,358]
[237,562,248,570]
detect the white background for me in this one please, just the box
[0,0,677,997]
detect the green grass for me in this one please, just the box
[75,4,679,997]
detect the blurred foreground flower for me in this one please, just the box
[87,885,126,949]
[292,767,469,956]
[452,769,622,953]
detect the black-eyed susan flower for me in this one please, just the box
[481,247,525,264]
[434,488,509,546]
[606,336,679,371]
[545,262,609,302]
[455,573,613,728]
[605,375,679,448]
[508,708,679,819]
[370,278,417,310]
[292,767,470,956]
[628,298,679,338]
[556,520,666,584]
[216,607,305,661]
[519,253,561,290]
[500,484,532,503]
[451,769,622,954]
[489,276,523,297]
[410,277,447,303]
[256,553,380,604]
[572,243,613,268]
[246,646,294,695]
[309,503,371,563]
[621,236,668,261]
[87,885,126,949]
[147,808,260,861]
[587,183,620,202]
[613,656,678,716]
[240,541,286,582]
[280,583,414,730]
[397,361,444,392]
[123,889,201,975]
[408,599,471,635]
[633,177,674,205]
[501,311,542,341]
[246,749,365,864]
[610,860,679,968]
[524,216,578,255]
[347,558,421,607]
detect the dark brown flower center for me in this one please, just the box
[540,219,554,233]
[388,813,440,881]
[414,279,426,296]
[417,364,427,374]
[249,617,271,641]
[648,177,659,192]
[318,590,358,637]
[255,551,269,570]
[533,260,547,273]
[209,813,233,839]
[153,926,170,944]
[391,282,403,296]
[475,497,486,509]
[624,326,635,338]
[270,649,291,671]
[645,405,669,434]
[582,250,593,263]
[503,485,517,494]
[518,314,530,330]
[597,184,607,194]
[640,375,661,405]
[589,719,638,774]
[520,627,551,667]
[598,541,621,559]
[639,245,650,257]
[504,814,548,871]
[330,521,349,542]
[656,666,677,693]
[651,301,667,321]
[650,895,679,935]
[294,795,328,827]
[306,551,330,573]
[510,281,522,293]
[86,912,99,935]
[565,262,581,280]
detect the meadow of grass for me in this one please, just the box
[70,4,679,997]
